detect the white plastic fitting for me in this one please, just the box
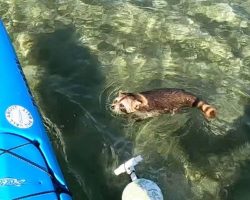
[114,155,143,181]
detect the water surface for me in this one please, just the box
[1,0,250,199]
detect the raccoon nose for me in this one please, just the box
[111,105,115,109]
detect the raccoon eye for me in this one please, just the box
[135,104,140,109]
[119,104,127,113]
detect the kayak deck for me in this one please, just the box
[0,21,72,199]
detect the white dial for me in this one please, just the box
[6,105,33,129]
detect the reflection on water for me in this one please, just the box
[1,0,250,199]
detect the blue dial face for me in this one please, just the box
[5,105,33,128]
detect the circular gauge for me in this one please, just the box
[6,105,33,129]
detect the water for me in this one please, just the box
[1,0,250,199]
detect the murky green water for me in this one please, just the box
[1,0,250,199]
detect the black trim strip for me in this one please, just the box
[13,190,56,200]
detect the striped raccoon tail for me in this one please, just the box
[194,99,217,119]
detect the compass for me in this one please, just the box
[5,105,33,129]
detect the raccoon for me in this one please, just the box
[110,88,216,119]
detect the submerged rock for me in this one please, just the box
[191,3,241,25]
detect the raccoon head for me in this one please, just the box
[110,91,148,115]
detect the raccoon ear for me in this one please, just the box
[134,102,141,110]
[133,94,148,107]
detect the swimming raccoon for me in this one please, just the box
[110,88,216,119]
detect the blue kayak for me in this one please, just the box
[0,21,72,199]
